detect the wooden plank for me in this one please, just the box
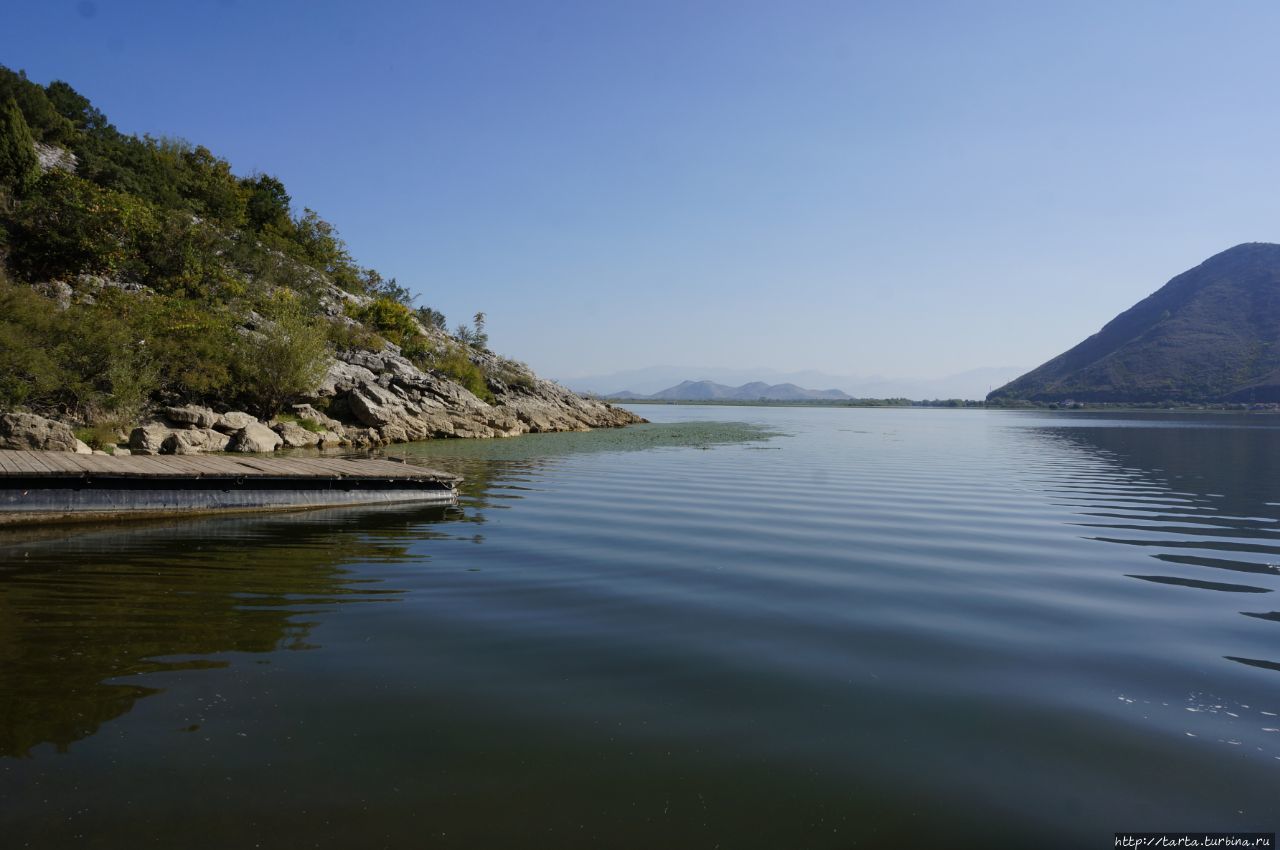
[120,455,178,477]
[20,451,61,476]
[0,450,455,484]
[94,456,156,478]
[157,456,210,477]
[262,459,340,479]
[184,456,235,475]
[226,458,278,476]
[249,458,316,476]
[338,457,418,478]
[44,453,90,474]
[67,453,114,474]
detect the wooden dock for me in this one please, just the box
[0,450,459,525]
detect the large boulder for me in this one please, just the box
[273,421,321,448]
[214,411,257,433]
[164,404,220,429]
[0,413,81,452]
[162,428,231,455]
[316,361,379,397]
[348,383,417,428]
[227,421,283,453]
[129,423,178,455]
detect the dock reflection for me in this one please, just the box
[0,502,455,758]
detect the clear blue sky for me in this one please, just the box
[4,0,1279,381]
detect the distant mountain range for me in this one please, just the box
[565,366,1022,401]
[608,381,853,401]
[990,243,1280,403]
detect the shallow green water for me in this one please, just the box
[2,407,1279,847]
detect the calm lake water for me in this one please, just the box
[2,406,1279,847]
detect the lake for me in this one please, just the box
[2,406,1278,848]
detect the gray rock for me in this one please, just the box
[228,421,284,453]
[34,142,77,174]
[348,383,412,428]
[162,428,231,455]
[316,361,379,397]
[316,430,347,448]
[214,411,256,433]
[289,404,345,432]
[129,423,177,455]
[164,404,220,429]
[0,413,81,451]
[273,421,321,448]
[74,439,93,454]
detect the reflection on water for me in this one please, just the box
[0,503,452,758]
[1022,417,1280,675]
[2,411,1279,847]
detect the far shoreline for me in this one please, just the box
[607,399,1280,414]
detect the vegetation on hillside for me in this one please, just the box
[0,65,494,425]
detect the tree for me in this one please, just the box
[9,170,158,281]
[244,173,291,233]
[0,96,40,196]
[415,305,446,330]
[238,294,332,418]
[45,80,111,133]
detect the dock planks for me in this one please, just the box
[0,449,456,484]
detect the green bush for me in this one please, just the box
[275,412,324,434]
[236,293,332,418]
[350,296,418,344]
[414,342,494,403]
[327,317,385,353]
[8,170,159,281]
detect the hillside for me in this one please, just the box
[989,243,1280,403]
[613,380,852,401]
[0,66,641,453]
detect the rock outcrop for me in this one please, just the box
[0,413,86,452]
[312,345,643,444]
[273,421,322,448]
[7,341,642,456]
[228,421,284,453]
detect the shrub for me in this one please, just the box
[327,317,384,353]
[8,170,159,281]
[413,342,494,403]
[237,293,332,418]
[350,296,418,344]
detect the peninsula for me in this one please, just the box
[0,66,641,456]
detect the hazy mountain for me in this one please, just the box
[567,366,1022,401]
[990,243,1280,403]
[613,380,852,401]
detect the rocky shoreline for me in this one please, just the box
[0,345,644,455]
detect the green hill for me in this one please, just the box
[0,65,639,451]
[989,243,1280,404]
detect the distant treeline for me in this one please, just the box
[606,397,1280,411]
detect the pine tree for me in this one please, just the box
[0,96,40,196]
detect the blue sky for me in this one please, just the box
[4,0,1279,384]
